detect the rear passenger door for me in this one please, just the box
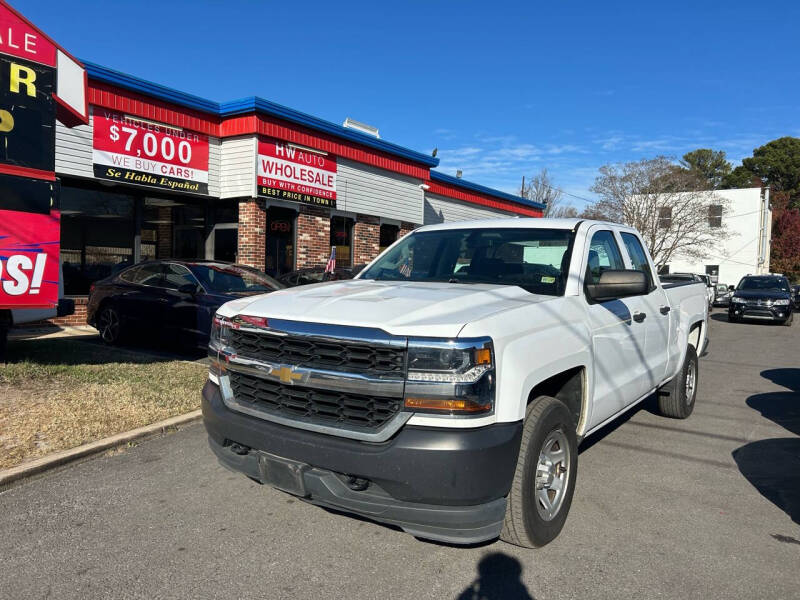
[583,227,650,428]
[620,232,671,388]
[115,263,167,333]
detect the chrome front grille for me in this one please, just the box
[230,329,405,374]
[228,371,402,430]
[218,318,410,441]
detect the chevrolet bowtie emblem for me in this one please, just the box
[271,365,305,385]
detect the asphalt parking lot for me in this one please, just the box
[1,310,798,600]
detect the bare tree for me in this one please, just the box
[522,168,576,217]
[587,156,730,268]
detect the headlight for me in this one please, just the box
[404,337,495,415]
[732,297,746,304]
[774,299,790,306]
[208,315,235,381]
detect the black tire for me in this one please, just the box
[657,344,698,419]
[97,305,123,345]
[500,395,578,548]
[783,312,793,327]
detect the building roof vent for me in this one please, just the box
[343,117,380,138]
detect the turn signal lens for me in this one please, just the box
[404,397,492,414]
[474,348,492,365]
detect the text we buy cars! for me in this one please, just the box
[203,218,708,548]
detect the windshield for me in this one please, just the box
[737,277,790,292]
[359,227,573,295]
[189,264,283,293]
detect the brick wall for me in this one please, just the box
[296,205,331,268]
[238,198,266,271]
[398,221,417,238]
[353,214,380,265]
[28,297,89,328]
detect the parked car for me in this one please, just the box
[87,260,284,347]
[793,285,800,311]
[713,283,732,306]
[729,275,794,325]
[276,264,366,287]
[204,218,708,548]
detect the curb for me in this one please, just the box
[0,410,202,488]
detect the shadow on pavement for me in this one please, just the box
[457,553,535,600]
[732,439,800,525]
[733,368,800,526]
[5,336,183,366]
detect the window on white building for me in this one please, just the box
[658,207,672,229]
[708,205,723,228]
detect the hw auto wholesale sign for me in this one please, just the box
[257,138,337,208]
[93,110,210,194]
[0,1,87,309]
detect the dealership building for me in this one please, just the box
[50,62,544,324]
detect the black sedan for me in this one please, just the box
[87,260,283,347]
[728,275,794,326]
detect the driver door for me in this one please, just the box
[583,227,650,428]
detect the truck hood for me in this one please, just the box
[216,279,552,337]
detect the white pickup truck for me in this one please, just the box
[203,218,708,547]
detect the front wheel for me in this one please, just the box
[500,395,578,548]
[657,344,698,419]
[782,313,793,327]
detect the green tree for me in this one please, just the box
[680,148,731,189]
[741,136,800,198]
[721,165,758,189]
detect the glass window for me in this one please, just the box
[379,224,399,252]
[118,266,142,284]
[330,216,353,268]
[163,263,198,290]
[189,263,283,293]
[737,276,790,292]
[586,230,624,285]
[360,227,573,296]
[60,183,136,295]
[658,207,672,229]
[135,263,165,287]
[621,232,654,288]
[708,205,723,228]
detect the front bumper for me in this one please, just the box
[729,303,791,322]
[202,380,522,544]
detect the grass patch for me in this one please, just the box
[0,337,207,469]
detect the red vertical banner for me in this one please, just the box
[0,208,60,308]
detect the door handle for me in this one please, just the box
[633,311,647,323]
[659,305,671,315]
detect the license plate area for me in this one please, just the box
[258,453,309,497]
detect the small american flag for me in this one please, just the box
[324,246,336,274]
[399,257,412,278]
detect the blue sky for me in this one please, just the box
[21,0,800,208]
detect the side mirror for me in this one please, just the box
[586,269,648,302]
[728,285,735,291]
[178,283,198,296]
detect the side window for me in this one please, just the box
[122,264,163,286]
[586,230,624,285]
[621,232,654,289]
[163,263,198,290]
[118,266,141,284]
